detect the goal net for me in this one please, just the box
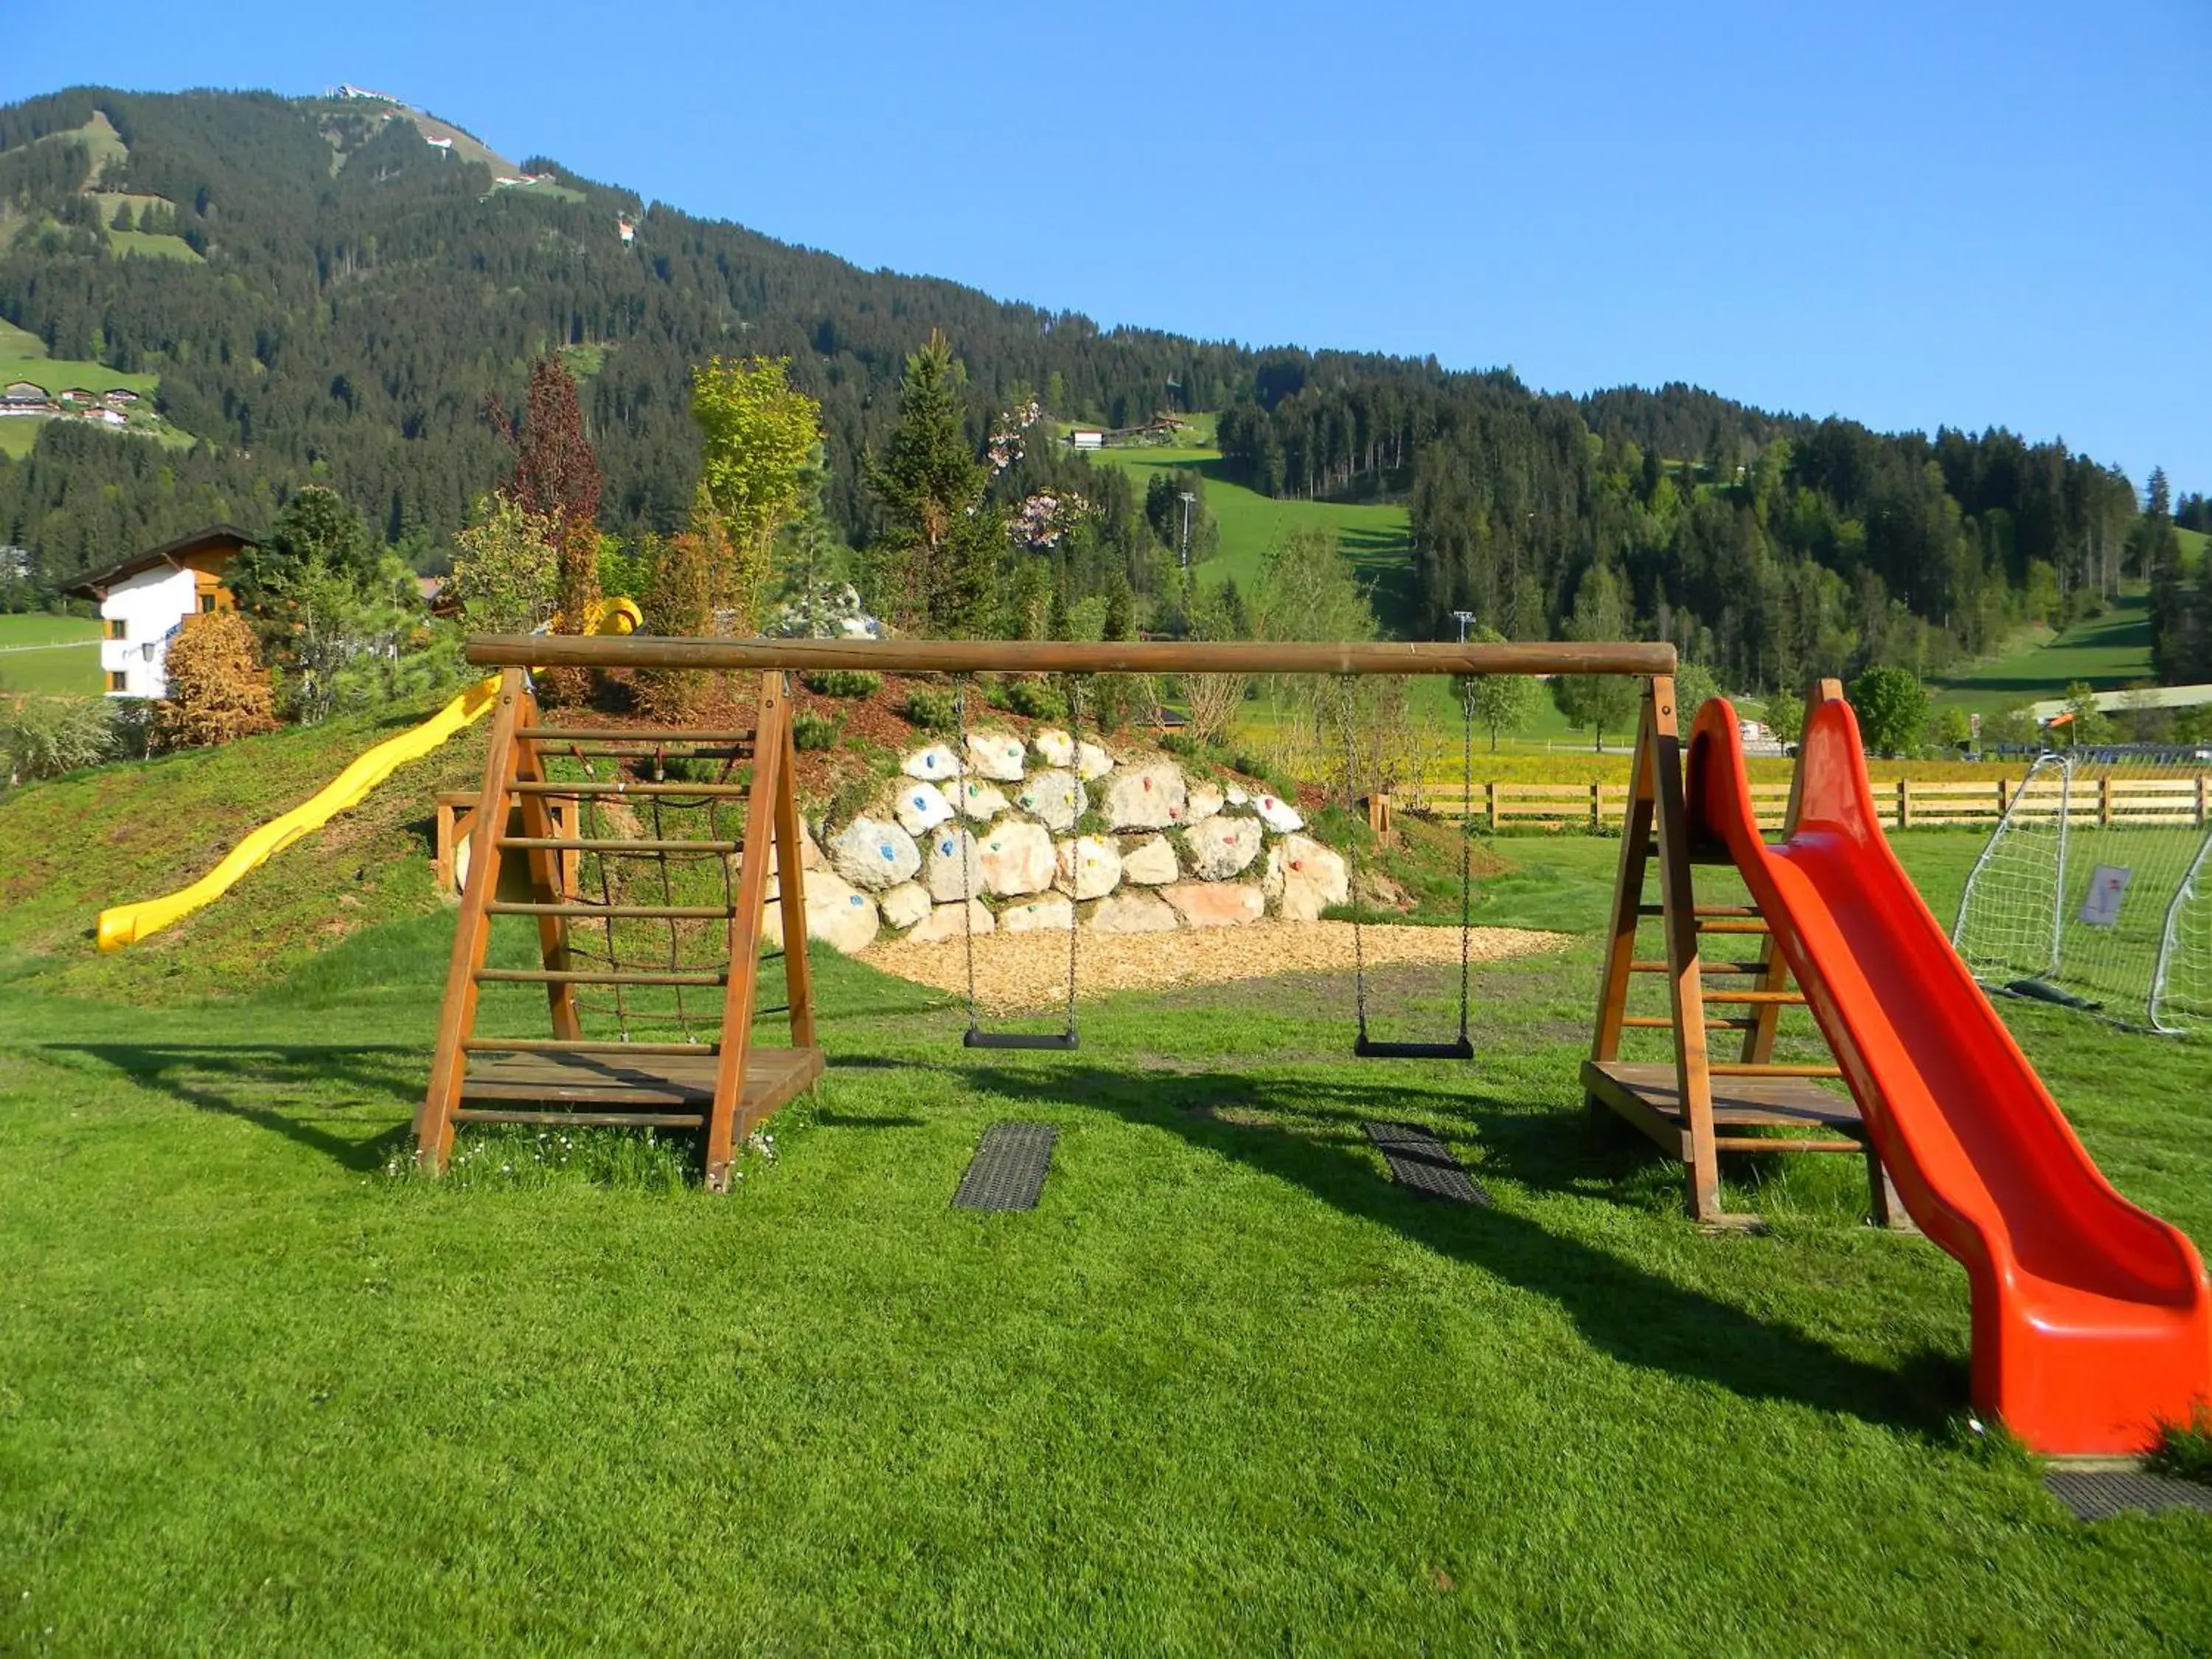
[1952,748,2212,1033]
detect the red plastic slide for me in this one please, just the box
[1686,695,2211,1453]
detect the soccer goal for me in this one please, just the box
[1952,748,2212,1033]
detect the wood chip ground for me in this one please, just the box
[863,920,1570,1012]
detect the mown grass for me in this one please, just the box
[0,613,100,693]
[1082,442,1417,627]
[1,723,2209,1649]
[1934,592,2159,714]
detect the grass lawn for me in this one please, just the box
[104,228,204,262]
[1,716,2208,1649]
[0,613,100,694]
[0,355,159,397]
[1933,593,2158,714]
[1082,442,1418,630]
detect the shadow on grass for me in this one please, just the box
[49,1043,418,1173]
[947,1057,1958,1438]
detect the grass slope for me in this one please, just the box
[1,765,2208,1648]
[1082,440,1417,630]
[1933,592,2159,713]
[0,613,100,694]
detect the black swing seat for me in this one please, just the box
[1354,1036,1475,1061]
[964,1028,1080,1052]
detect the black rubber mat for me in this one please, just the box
[1364,1121,1489,1206]
[952,1121,1057,1212]
[2044,1469,2212,1521]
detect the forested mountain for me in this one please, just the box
[0,83,2201,691]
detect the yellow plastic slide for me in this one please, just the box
[96,597,642,952]
[97,675,504,950]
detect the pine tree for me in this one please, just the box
[489,355,603,702]
[1551,563,1639,748]
[867,331,999,637]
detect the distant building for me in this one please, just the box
[425,135,454,154]
[58,388,97,405]
[105,387,140,406]
[1068,428,1104,451]
[3,380,49,406]
[618,218,636,245]
[66,526,255,698]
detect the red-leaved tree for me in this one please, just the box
[487,355,602,703]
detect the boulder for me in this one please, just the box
[1102,762,1187,830]
[1253,792,1304,833]
[1276,835,1350,922]
[908,898,994,944]
[878,881,933,931]
[829,815,920,891]
[1031,728,1075,767]
[977,820,1057,896]
[893,780,955,837]
[1077,741,1113,780]
[1186,815,1262,880]
[964,730,1027,782]
[762,869,880,956]
[1163,881,1266,928]
[902,743,963,782]
[1055,835,1122,900]
[924,827,984,902]
[1119,835,1179,886]
[1185,782,1225,824]
[1225,785,1249,807]
[1016,768,1087,832]
[956,780,1010,821]
[1260,844,1284,899]
[1088,890,1180,934]
[999,893,1075,934]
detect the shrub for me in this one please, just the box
[800,669,880,699]
[2152,1407,2212,1483]
[1004,678,1066,721]
[902,687,957,731]
[154,611,280,749]
[3,695,119,784]
[792,709,841,752]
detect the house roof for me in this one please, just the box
[65,524,257,599]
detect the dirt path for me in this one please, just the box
[863,920,1570,1011]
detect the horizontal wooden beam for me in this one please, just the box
[467,635,1678,677]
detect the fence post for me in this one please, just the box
[1485,781,1498,828]
[1590,780,1602,830]
[2100,774,2113,827]
[2199,775,2208,830]
[1997,777,2010,816]
[1896,779,1909,831]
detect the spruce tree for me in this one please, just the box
[868,331,999,637]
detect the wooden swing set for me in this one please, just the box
[418,636,1896,1224]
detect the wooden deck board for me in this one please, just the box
[1584,1058,1865,1136]
[459,1046,823,1111]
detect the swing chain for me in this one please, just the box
[1459,673,1475,1046]
[955,673,981,1038]
[1341,675,1368,1041]
[1063,672,1085,1042]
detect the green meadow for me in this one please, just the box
[0,613,101,695]
[1933,592,2160,714]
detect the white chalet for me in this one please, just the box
[66,525,254,698]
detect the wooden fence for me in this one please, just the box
[1416,776,2212,832]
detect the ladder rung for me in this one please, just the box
[1701,990,1806,1006]
[452,1108,706,1129]
[1624,1015,1761,1031]
[1712,1136,1863,1155]
[519,727,757,744]
[1708,1062,1843,1078]
[495,837,740,853]
[508,781,754,798]
[488,902,737,919]
[462,1039,716,1056]
[1696,919,1770,935]
[1636,904,1764,919]
[753,1004,790,1018]
[1630,959,1770,976]
[474,968,727,987]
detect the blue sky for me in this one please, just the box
[7,0,2208,490]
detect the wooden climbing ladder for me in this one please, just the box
[417,667,823,1190]
[1583,676,1907,1227]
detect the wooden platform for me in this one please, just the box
[1583,1059,1865,1157]
[454,1046,824,1129]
